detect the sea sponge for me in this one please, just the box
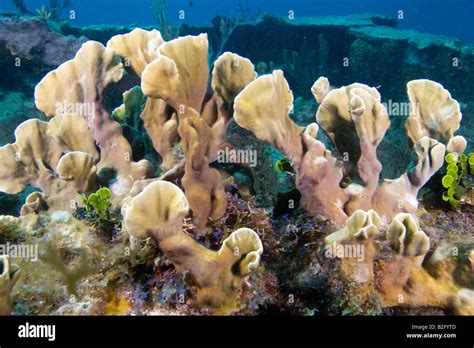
[142,55,186,111]
[378,217,473,314]
[376,214,444,307]
[140,98,179,168]
[326,211,473,315]
[140,34,213,171]
[107,28,165,77]
[311,76,330,104]
[56,151,98,194]
[0,255,21,315]
[179,108,227,233]
[157,34,210,111]
[20,192,48,215]
[424,245,474,315]
[123,180,189,239]
[107,29,181,169]
[208,52,256,159]
[0,116,99,209]
[34,41,124,117]
[446,135,467,155]
[324,210,382,285]
[344,87,390,211]
[141,34,256,232]
[34,41,151,196]
[235,72,448,224]
[123,181,263,314]
[315,79,390,181]
[142,34,209,112]
[234,70,304,153]
[372,136,446,218]
[325,209,382,245]
[297,123,348,223]
[211,52,257,106]
[234,71,348,224]
[47,115,99,160]
[179,105,225,233]
[386,213,429,257]
[406,79,465,152]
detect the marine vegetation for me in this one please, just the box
[36,5,53,21]
[81,187,112,221]
[10,0,33,15]
[10,0,72,21]
[151,0,180,40]
[74,187,121,238]
[40,242,97,295]
[441,152,474,208]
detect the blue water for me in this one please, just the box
[1,0,473,43]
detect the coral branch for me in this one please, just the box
[234,71,348,224]
[325,211,474,315]
[34,41,152,197]
[406,79,462,147]
[0,115,99,211]
[0,256,21,315]
[123,181,263,313]
[373,136,445,219]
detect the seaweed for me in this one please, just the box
[441,152,474,208]
[11,0,33,15]
[151,0,180,40]
[209,16,238,63]
[39,242,98,295]
[74,188,122,238]
[10,0,72,20]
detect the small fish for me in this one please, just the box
[275,159,295,174]
[189,0,193,7]
[340,175,352,188]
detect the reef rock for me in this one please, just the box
[0,17,86,67]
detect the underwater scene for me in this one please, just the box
[0,0,473,318]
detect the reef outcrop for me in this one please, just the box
[325,210,474,315]
[123,180,263,314]
[234,71,456,224]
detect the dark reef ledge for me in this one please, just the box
[0,13,472,149]
[1,13,473,102]
[0,17,86,67]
